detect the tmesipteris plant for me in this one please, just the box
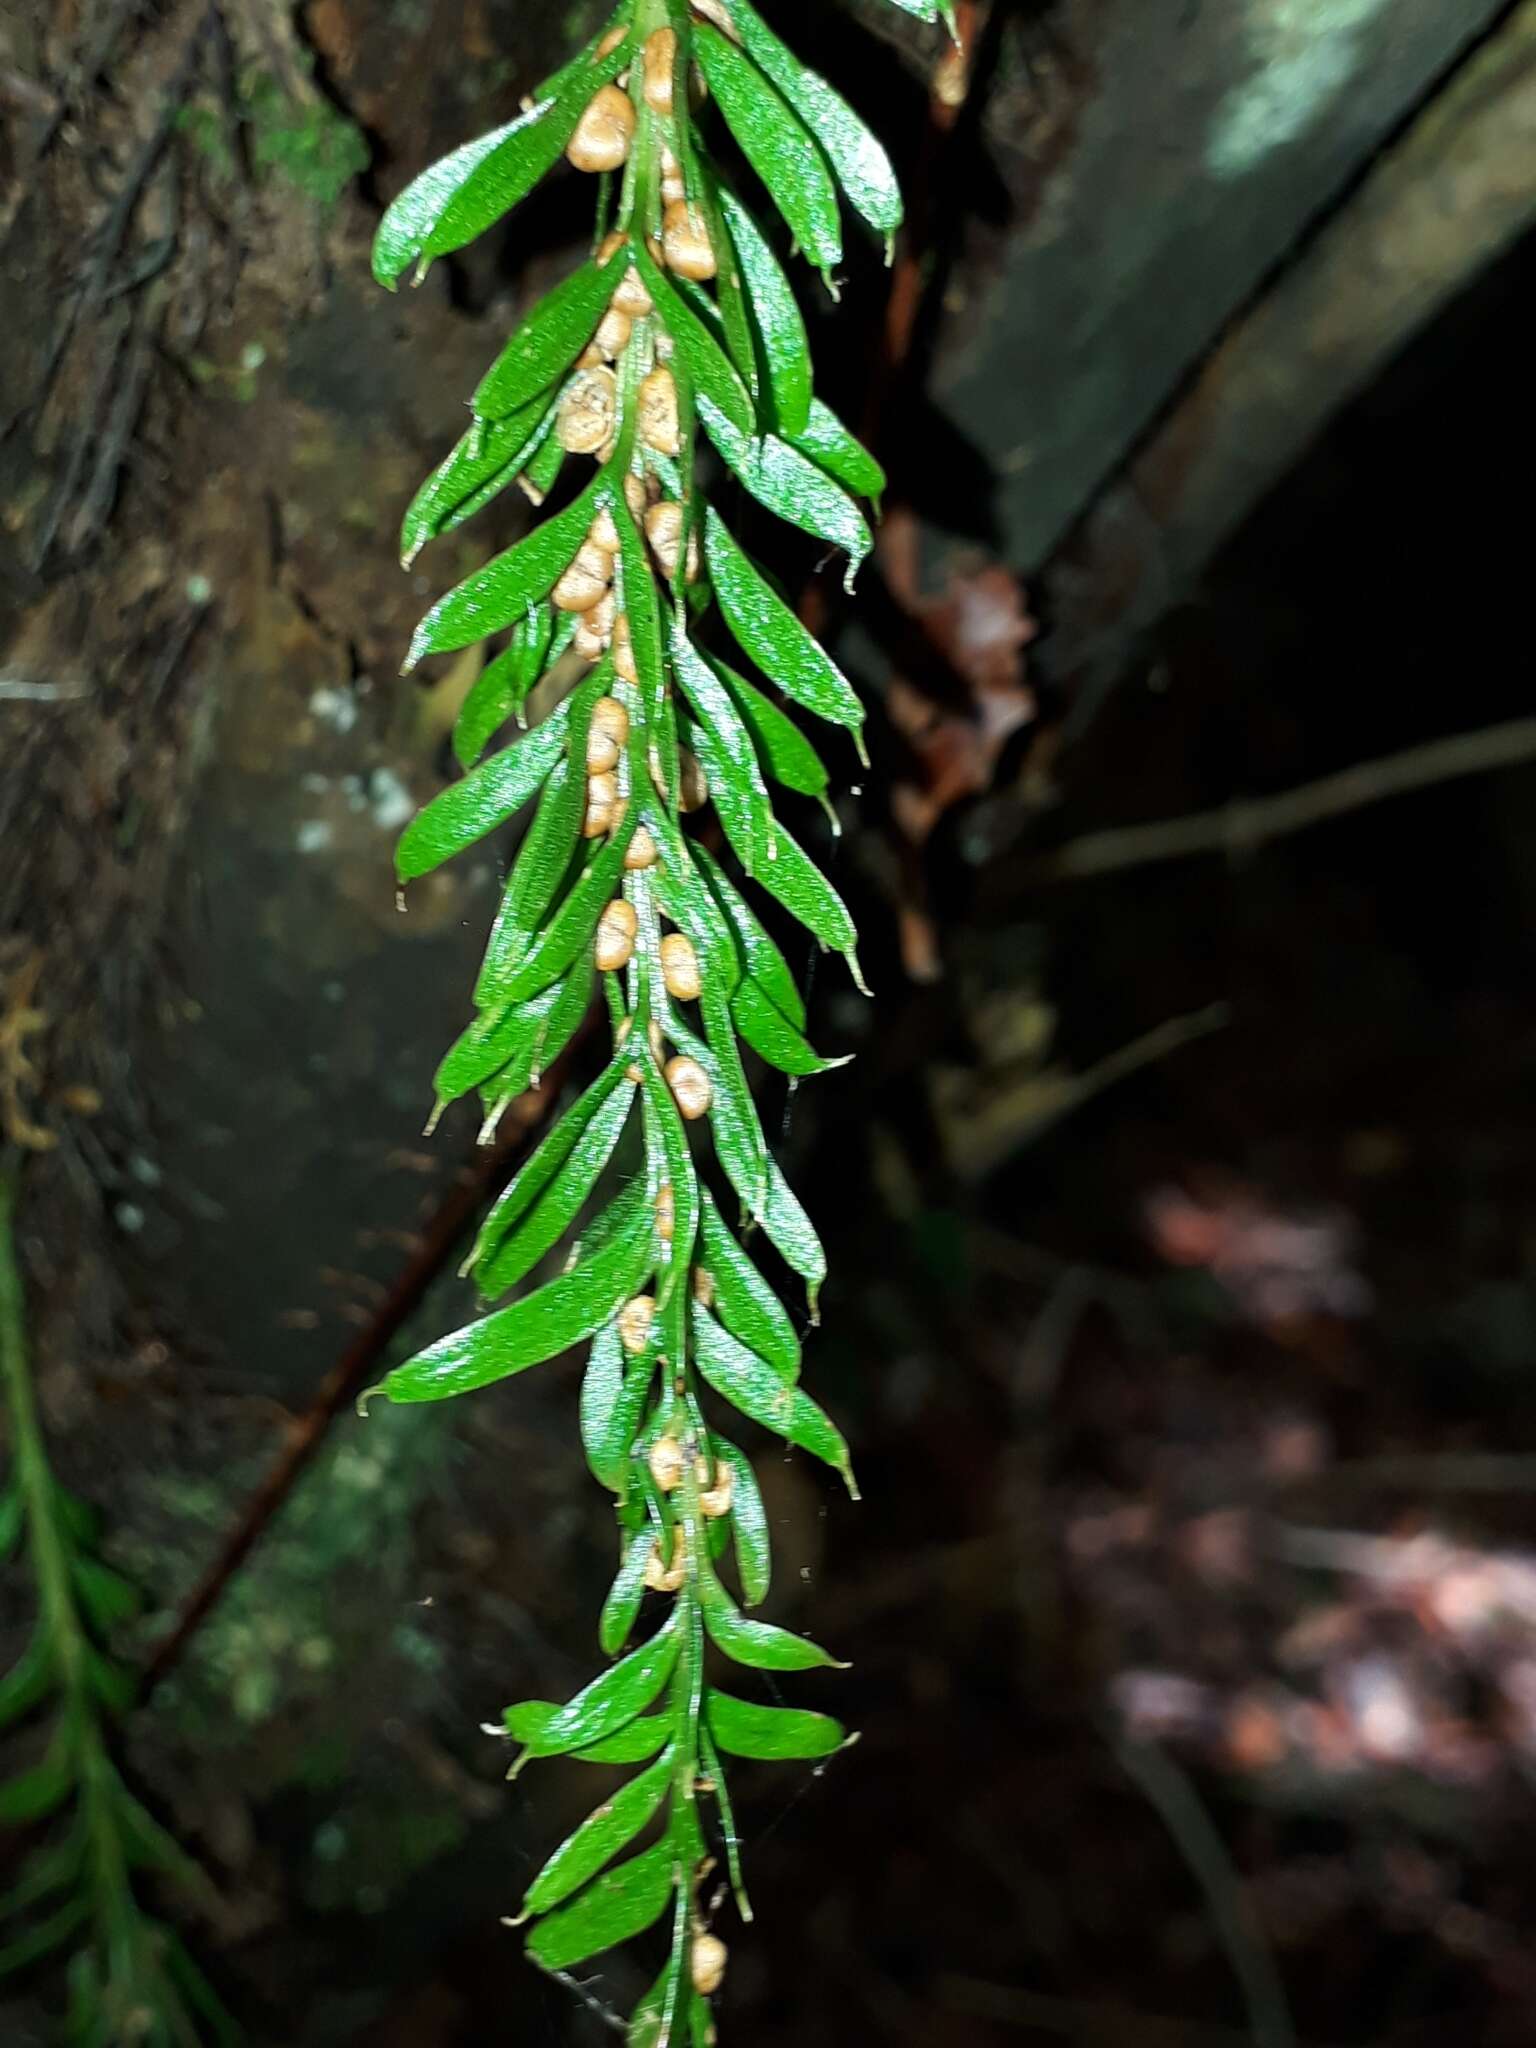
[0,1167,233,2046]
[370,0,945,2035]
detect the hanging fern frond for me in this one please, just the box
[372,0,925,2033]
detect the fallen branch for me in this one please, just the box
[1024,716,1536,884]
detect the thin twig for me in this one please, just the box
[1112,1730,1297,2048]
[140,1032,594,1696]
[1025,717,1536,885]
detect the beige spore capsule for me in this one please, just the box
[638,366,681,457]
[648,1434,686,1493]
[557,367,617,454]
[660,932,701,1002]
[665,1054,712,1121]
[619,1294,656,1355]
[691,1934,728,1998]
[566,85,636,173]
[662,199,716,280]
[595,897,639,972]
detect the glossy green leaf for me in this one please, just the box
[726,0,904,238]
[710,653,830,800]
[434,982,558,1108]
[384,1177,653,1402]
[523,1743,675,1920]
[521,416,568,500]
[499,817,637,1005]
[372,33,630,286]
[698,1723,750,1919]
[698,1561,840,1671]
[733,973,847,1078]
[406,471,607,667]
[454,603,555,768]
[397,698,570,880]
[402,393,550,567]
[599,1525,660,1658]
[474,768,580,1004]
[684,715,769,888]
[632,245,756,440]
[693,26,842,276]
[574,1715,673,1765]
[0,1629,54,1731]
[717,189,810,436]
[791,396,886,504]
[711,1438,771,1606]
[685,989,769,1220]
[615,497,672,758]
[581,1321,657,1496]
[474,255,621,421]
[475,1065,625,1267]
[698,397,871,584]
[526,1836,675,1972]
[672,630,774,870]
[752,818,865,989]
[694,842,806,1029]
[760,1157,830,1303]
[638,1060,700,1305]
[507,1619,681,1760]
[693,1304,855,1493]
[477,1079,637,1297]
[705,1689,846,1762]
[703,509,863,735]
[698,1189,800,1382]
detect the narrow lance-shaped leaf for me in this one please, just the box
[733,973,849,1078]
[698,396,872,587]
[703,509,864,736]
[632,245,756,440]
[708,651,831,802]
[692,26,842,277]
[694,841,806,1028]
[477,1076,639,1298]
[725,0,904,239]
[521,1744,675,1917]
[473,254,624,421]
[705,1688,847,1762]
[525,1838,675,1973]
[402,393,552,567]
[406,472,608,667]
[599,1525,660,1658]
[791,396,886,505]
[372,29,630,286]
[396,699,571,880]
[717,189,811,437]
[750,817,868,994]
[506,1617,681,1758]
[698,1559,841,1672]
[710,1437,771,1607]
[384,1177,654,1402]
[698,1186,800,1381]
[693,1303,856,1495]
[760,1156,830,1306]
[0,1628,54,1730]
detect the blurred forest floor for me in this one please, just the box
[3,2,1536,2044]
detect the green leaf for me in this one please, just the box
[632,245,755,440]
[507,1619,681,1759]
[402,393,551,567]
[726,0,904,238]
[717,190,810,437]
[672,630,775,870]
[693,26,842,276]
[698,1187,800,1382]
[705,1689,846,1762]
[70,1556,139,1630]
[638,1061,700,1308]
[698,1723,750,1919]
[0,1893,90,1981]
[372,32,630,286]
[698,1561,840,1672]
[406,471,607,667]
[751,817,865,990]
[474,1062,625,1266]
[0,1629,55,1731]
[760,1157,829,1304]
[0,1487,24,1563]
[615,497,672,763]
[698,396,872,585]
[384,1178,654,1402]
[0,1821,84,1919]
[791,397,886,505]
[522,1744,675,1917]
[434,981,559,1107]
[476,1075,638,1298]
[581,1320,655,1495]
[84,1647,134,1716]
[0,1727,75,1824]
[474,762,583,1002]
[453,604,555,768]
[733,973,847,1078]
[498,816,637,1005]
[599,1524,660,1659]
[710,653,830,800]
[684,715,769,886]
[703,509,863,735]
[683,988,768,1220]
[525,1836,675,1972]
[711,1438,771,1607]
[694,842,806,1028]
[118,1785,208,1893]
[574,1715,673,1765]
[473,255,622,421]
[693,1304,855,1493]
[396,697,570,880]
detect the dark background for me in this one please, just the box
[4,1,1536,2042]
